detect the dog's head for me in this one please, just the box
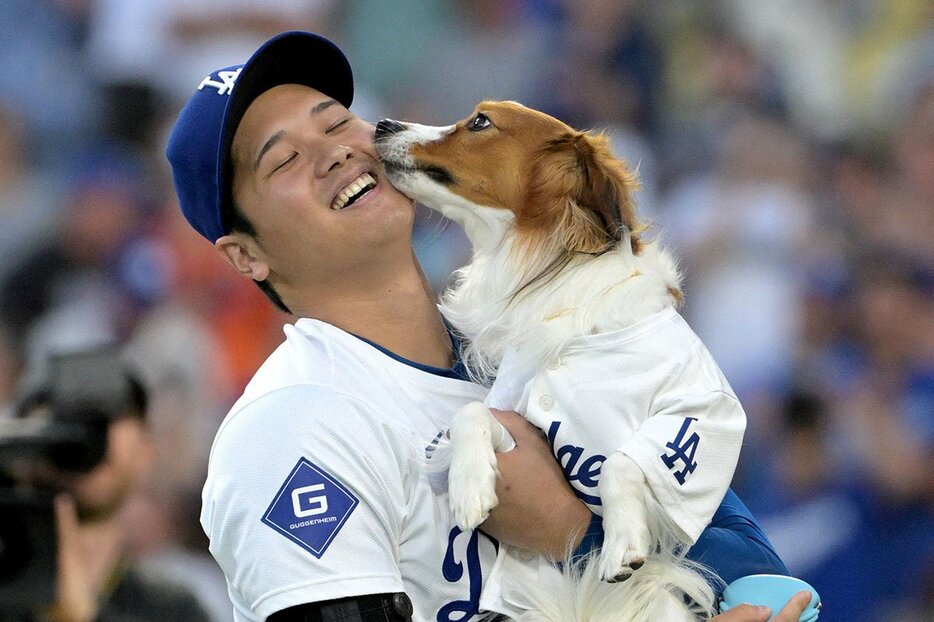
[375,101,642,258]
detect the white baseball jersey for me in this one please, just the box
[479,305,746,615]
[201,318,498,622]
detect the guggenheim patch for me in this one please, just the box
[262,457,359,558]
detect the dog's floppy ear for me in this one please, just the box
[526,132,641,256]
[570,132,642,254]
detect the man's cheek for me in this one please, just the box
[354,122,379,154]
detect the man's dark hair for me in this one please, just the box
[227,202,292,314]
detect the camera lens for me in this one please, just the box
[0,512,31,582]
[50,411,109,472]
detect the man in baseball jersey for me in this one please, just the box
[166,31,807,622]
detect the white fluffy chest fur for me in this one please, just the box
[440,215,682,382]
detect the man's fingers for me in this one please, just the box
[55,494,79,545]
[489,409,527,432]
[772,590,813,621]
[711,590,813,622]
[489,409,546,447]
[53,493,101,622]
[710,604,771,622]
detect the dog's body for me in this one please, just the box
[375,103,746,621]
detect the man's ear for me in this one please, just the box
[214,234,270,281]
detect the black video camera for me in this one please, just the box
[0,348,134,615]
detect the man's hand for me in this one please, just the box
[708,590,813,622]
[480,409,591,561]
[49,495,99,622]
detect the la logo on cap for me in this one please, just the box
[197,68,242,95]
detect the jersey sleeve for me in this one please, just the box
[618,388,746,545]
[201,385,410,620]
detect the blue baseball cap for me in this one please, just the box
[166,31,353,242]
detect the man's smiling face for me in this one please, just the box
[228,84,415,293]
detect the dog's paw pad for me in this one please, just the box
[598,527,650,583]
[599,554,647,583]
[604,569,634,584]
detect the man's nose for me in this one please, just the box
[322,144,353,175]
[375,119,406,140]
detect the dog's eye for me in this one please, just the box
[468,113,492,132]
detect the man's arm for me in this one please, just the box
[481,410,591,560]
[204,387,409,620]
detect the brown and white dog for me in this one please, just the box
[375,102,735,621]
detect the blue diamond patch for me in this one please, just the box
[262,458,359,558]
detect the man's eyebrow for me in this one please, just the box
[253,130,284,173]
[311,98,339,116]
[252,99,342,173]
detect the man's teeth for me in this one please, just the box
[332,173,377,210]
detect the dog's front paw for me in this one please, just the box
[597,453,653,582]
[448,446,499,531]
[597,519,651,582]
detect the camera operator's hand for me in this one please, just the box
[47,495,103,622]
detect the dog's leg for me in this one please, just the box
[448,402,515,531]
[597,452,652,583]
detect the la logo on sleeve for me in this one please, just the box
[262,458,359,558]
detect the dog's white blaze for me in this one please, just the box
[376,122,455,167]
[408,122,456,142]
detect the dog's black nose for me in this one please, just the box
[375,119,406,140]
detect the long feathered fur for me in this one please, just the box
[440,235,682,385]
[497,491,718,622]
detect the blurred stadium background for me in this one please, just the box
[0,1,931,621]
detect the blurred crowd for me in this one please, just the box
[0,1,931,621]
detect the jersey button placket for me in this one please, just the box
[539,394,555,411]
